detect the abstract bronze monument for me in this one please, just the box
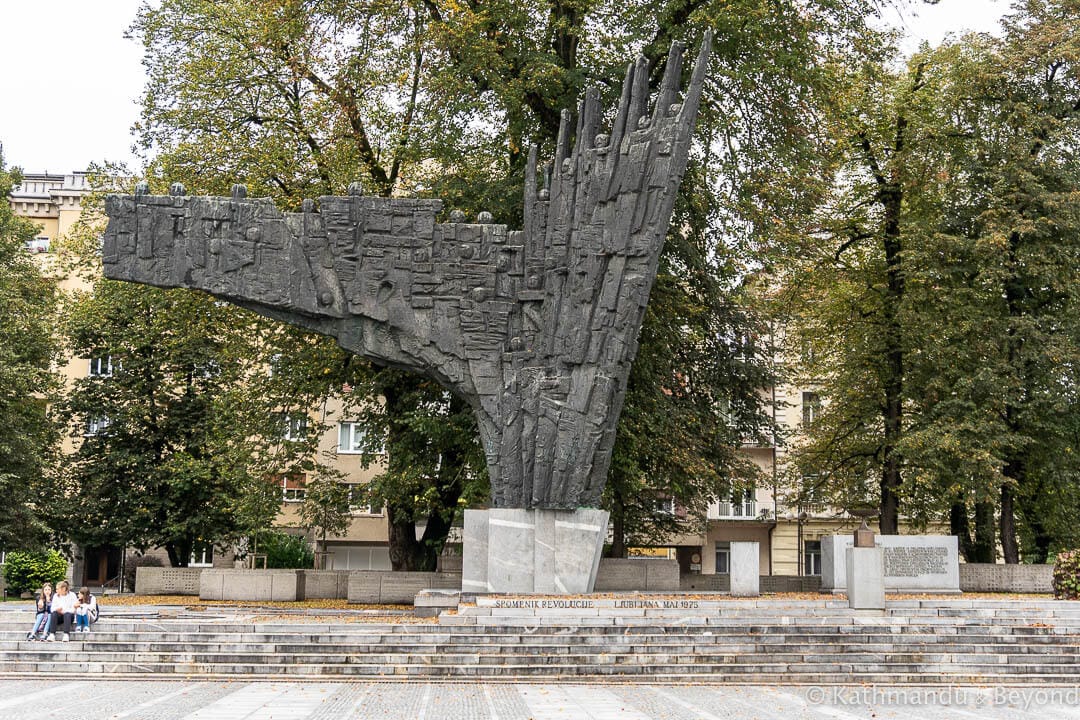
[104,36,711,593]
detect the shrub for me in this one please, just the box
[2,550,68,596]
[1053,550,1080,600]
[258,531,314,569]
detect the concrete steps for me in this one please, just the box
[0,598,1077,682]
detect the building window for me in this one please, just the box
[24,237,50,253]
[346,485,382,515]
[189,542,214,567]
[800,474,826,514]
[653,496,675,516]
[804,539,822,576]
[338,422,366,453]
[88,356,113,377]
[802,392,821,426]
[280,414,308,442]
[85,416,111,436]
[282,474,307,502]
[715,542,730,574]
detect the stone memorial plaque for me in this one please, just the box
[821,535,960,594]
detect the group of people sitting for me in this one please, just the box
[25,580,99,642]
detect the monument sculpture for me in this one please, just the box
[103,36,712,593]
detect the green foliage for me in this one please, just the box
[129,0,881,562]
[257,531,314,570]
[2,550,67,596]
[775,0,1080,559]
[300,476,353,561]
[1053,550,1080,600]
[0,152,63,550]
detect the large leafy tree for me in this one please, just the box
[904,0,1080,562]
[0,153,62,550]
[779,0,1080,559]
[130,0,878,563]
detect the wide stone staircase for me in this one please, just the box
[0,597,1077,683]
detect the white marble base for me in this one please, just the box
[462,508,609,593]
[729,542,760,597]
[846,546,885,610]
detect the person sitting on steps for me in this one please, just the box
[25,582,53,641]
[74,587,97,634]
[47,580,78,642]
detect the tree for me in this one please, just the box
[56,206,349,566]
[130,0,880,562]
[0,153,61,550]
[903,0,1080,562]
[299,474,352,566]
[778,0,1080,559]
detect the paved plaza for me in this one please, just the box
[3,680,1080,720]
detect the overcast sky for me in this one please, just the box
[0,0,1010,174]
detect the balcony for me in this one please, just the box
[714,500,757,519]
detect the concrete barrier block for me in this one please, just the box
[299,570,350,599]
[135,567,203,595]
[198,569,300,601]
[959,563,1054,593]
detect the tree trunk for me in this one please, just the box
[972,501,996,563]
[165,538,192,568]
[1000,482,1020,564]
[950,500,976,562]
[381,376,422,571]
[386,504,424,571]
[879,184,904,536]
[607,491,627,559]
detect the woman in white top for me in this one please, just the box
[48,580,78,641]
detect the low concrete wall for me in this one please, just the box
[135,567,203,595]
[298,570,351,599]
[200,569,300,601]
[348,571,461,604]
[680,574,823,593]
[594,559,680,591]
[960,563,1054,593]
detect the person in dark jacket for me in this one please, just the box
[25,582,53,641]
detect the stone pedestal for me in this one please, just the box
[462,508,608,594]
[846,546,885,610]
[730,542,760,597]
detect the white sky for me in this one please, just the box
[0,0,1010,174]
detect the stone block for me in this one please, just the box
[846,546,885,610]
[822,534,960,593]
[134,567,203,595]
[298,570,350,599]
[346,570,461,604]
[198,569,300,601]
[461,509,490,593]
[488,508,537,592]
[959,563,1054,593]
[462,507,608,593]
[730,542,760,597]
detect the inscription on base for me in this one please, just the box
[884,546,949,577]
